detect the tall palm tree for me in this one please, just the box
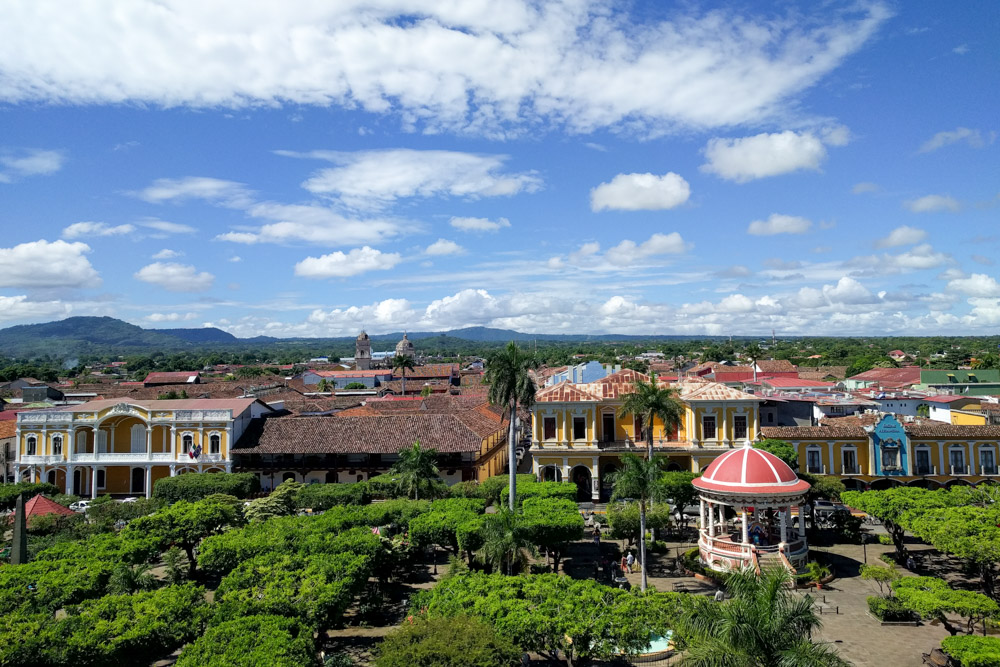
[391,440,440,501]
[392,354,416,395]
[678,566,849,667]
[476,508,536,575]
[609,453,664,592]
[485,341,538,510]
[617,373,684,460]
[745,342,763,383]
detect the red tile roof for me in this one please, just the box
[760,377,836,388]
[756,360,797,373]
[142,371,201,385]
[392,363,459,379]
[308,369,391,378]
[847,367,921,385]
[923,395,975,404]
[24,494,76,523]
[0,421,15,438]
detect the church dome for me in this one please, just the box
[692,444,810,495]
[395,333,414,357]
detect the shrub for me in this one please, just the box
[153,472,260,502]
[448,481,481,498]
[879,553,897,566]
[941,636,1000,667]
[177,614,317,667]
[27,511,85,536]
[0,558,114,614]
[0,482,60,509]
[296,482,371,510]
[867,595,915,622]
[878,534,893,545]
[376,615,521,667]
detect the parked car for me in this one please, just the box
[69,500,91,513]
[119,497,139,503]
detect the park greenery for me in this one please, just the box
[843,486,1000,598]
[375,615,522,667]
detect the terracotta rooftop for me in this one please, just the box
[759,377,836,388]
[24,494,76,523]
[27,397,263,414]
[236,412,503,455]
[756,360,797,373]
[0,421,15,439]
[307,369,391,377]
[905,424,1000,438]
[142,371,201,384]
[797,366,848,380]
[760,425,868,439]
[677,378,761,402]
[392,363,459,379]
[535,371,758,404]
[847,367,922,384]
[923,394,976,404]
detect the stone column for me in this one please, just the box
[170,425,176,459]
[699,498,706,529]
[797,504,806,537]
[721,407,729,446]
[144,467,152,499]
[708,502,716,537]
[146,427,152,459]
[13,464,20,483]
[91,466,98,499]
[780,508,788,544]
[68,426,76,463]
[65,465,74,495]
[741,510,749,544]
[170,464,177,477]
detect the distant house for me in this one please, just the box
[753,360,798,377]
[844,367,922,391]
[143,371,201,387]
[301,369,392,388]
[888,350,908,362]
[918,369,1000,397]
[392,363,460,386]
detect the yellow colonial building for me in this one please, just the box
[531,370,761,501]
[761,413,1000,491]
[15,398,274,498]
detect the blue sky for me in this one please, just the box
[0,1,997,337]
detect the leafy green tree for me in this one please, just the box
[606,501,673,547]
[617,374,684,460]
[376,615,521,667]
[941,636,1000,667]
[522,497,585,572]
[410,572,683,664]
[0,558,115,615]
[409,497,485,555]
[296,482,371,510]
[841,488,962,561]
[677,566,849,667]
[316,378,331,392]
[477,509,535,575]
[485,341,538,510]
[800,474,846,502]
[860,563,900,598]
[125,494,244,575]
[610,453,664,591]
[153,471,260,502]
[177,614,316,667]
[344,381,367,389]
[972,353,1000,370]
[907,505,1000,599]
[391,440,440,501]
[756,439,798,470]
[895,576,1000,635]
[659,470,699,524]
[392,354,416,395]
[245,479,301,523]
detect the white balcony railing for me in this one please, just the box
[981,466,999,477]
[951,465,969,476]
[18,455,64,465]
[805,464,826,475]
[841,465,860,475]
[915,465,937,476]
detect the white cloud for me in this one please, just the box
[152,248,182,259]
[747,214,812,236]
[701,131,827,182]
[919,127,991,153]
[852,182,880,194]
[875,225,927,248]
[136,177,253,206]
[285,149,541,210]
[0,295,74,323]
[307,297,415,334]
[905,194,960,213]
[0,240,100,288]
[0,148,66,183]
[425,239,464,256]
[953,44,969,55]
[62,221,135,239]
[139,218,197,234]
[134,262,215,292]
[144,312,199,323]
[294,247,402,279]
[449,216,511,233]
[228,256,242,263]
[0,3,889,135]
[604,233,691,266]
[218,203,407,247]
[947,273,1000,297]
[590,172,690,212]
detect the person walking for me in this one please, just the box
[621,554,629,574]
[593,526,601,547]
[626,551,635,574]
[714,588,725,602]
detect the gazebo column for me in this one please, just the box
[707,501,716,537]
[741,509,749,544]
[718,503,725,531]
[699,498,705,529]
[797,504,806,538]
[779,507,788,544]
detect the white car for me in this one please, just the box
[69,500,91,513]
[119,497,139,503]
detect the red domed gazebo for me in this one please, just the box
[693,443,811,573]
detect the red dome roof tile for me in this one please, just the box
[693,445,810,495]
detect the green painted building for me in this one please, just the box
[919,369,1000,396]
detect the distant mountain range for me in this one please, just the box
[0,316,714,359]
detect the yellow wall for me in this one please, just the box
[952,411,987,425]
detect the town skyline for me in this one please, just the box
[1,1,997,338]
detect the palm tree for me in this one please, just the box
[485,341,539,510]
[609,453,664,592]
[477,508,535,575]
[391,440,440,501]
[617,373,684,460]
[678,566,849,667]
[745,342,763,382]
[109,562,158,594]
[972,353,1000,370]
[393,354,416,395]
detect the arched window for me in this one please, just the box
[182,434,194,454]
[26,436,36,456]
[325,471,338,484]
[282,472,296,482]
[47,470,57,485]
[52,435,63,456]
[541,465,563,482]
[209,434,221,455]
